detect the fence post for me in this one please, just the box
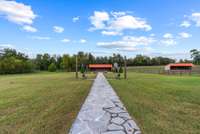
[76,55,78,79]
[124,56,127,79]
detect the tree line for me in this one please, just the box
[0,49,34,74]
[0,48,200,74]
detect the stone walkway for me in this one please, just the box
[69,73,141,134]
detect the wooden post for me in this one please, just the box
[124,56,127,79]
[76,55,78,79]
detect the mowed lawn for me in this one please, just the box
[108,72,200,134]
[0,72,94,134]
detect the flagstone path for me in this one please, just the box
[69,73,141,134]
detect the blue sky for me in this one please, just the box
[0,0,200,59]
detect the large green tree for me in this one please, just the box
[61,54,70,71]
[190,49,200,65]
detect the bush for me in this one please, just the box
[48,63,57,72]
[80,65,85,74]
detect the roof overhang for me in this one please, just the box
[89,64,113,68]
[167,63,194,67]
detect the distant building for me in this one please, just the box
[165,63,194,74]
[88,64,112,72]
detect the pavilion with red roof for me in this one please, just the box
[88,64,112,72]
[165,63,194,73]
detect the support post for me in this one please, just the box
[124,56,127,79]
[76,55,78,79]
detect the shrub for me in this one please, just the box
[48,63,57,72]
[80,65,85,74]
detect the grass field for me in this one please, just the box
[127,66,165,74]
[0,72,95,134]
[1,69,200,134]
[107,72,200,134]
[127,65,200,75]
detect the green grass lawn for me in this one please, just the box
[127,65,200,76]
[108,72,200,134]
[0,72,94,134]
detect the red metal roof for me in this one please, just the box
[167,63,194,67]
[89,64,112,68]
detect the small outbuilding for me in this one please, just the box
[165,63,194,74]
[88,64,112,72]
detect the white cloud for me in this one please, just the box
[160,39,177,46]
[191,12,200,27]
[89,11,152,35]
[72,16,79,22]
[179,32,192,38]
[123,36,155,45]
[143,47,154,52]
[22,25,37,32]
[0,44,14,49]
[53,26,64,33]
[161,33,176,46]
[163,33,173,38]
[117,46,154,53]
[116,47,138,52]
[180,12,200,28]
[150,33,155,37]
[97,36,155,51]
[109,15,152,31]
[0,0,37,25]
[31,36,51,40]
[150,52,190,60]
[111,11,126,18]
[61,38,70,43]
[180,21,191,28]
[89,11,110,30]
[80,39,87,43]
[0,0,37,33]
[161,32,191,46]
[89,51,112,56]
[101,31,122,36]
